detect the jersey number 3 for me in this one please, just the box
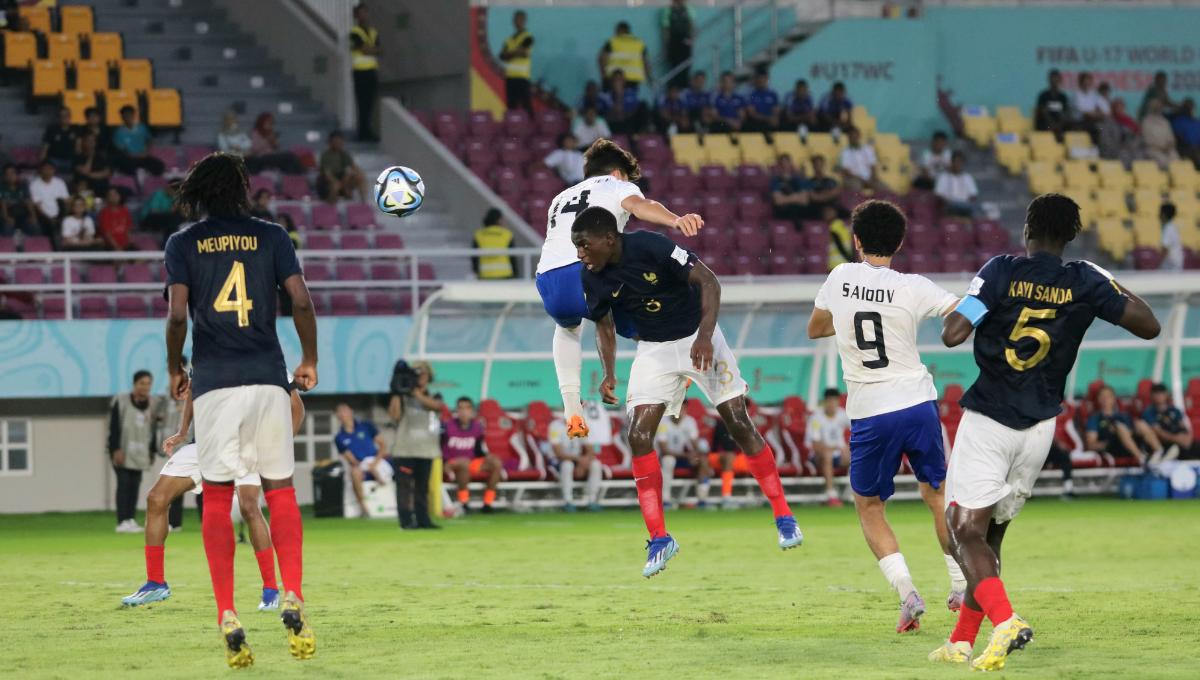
[213,260,254,328]
[1005,306,1055,371]
[853,311,889,369]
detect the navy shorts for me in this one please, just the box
[849,400,946,501]
[535,261,636,338]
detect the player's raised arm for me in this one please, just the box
[283,273,319,390]
[687,261,720,371]
[621,194,703,236]
[595,310,619,405]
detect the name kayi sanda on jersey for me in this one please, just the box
[842,283,895,303]
[197,235,258,254]
[1007,280,1073,304]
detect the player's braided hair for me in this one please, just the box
[850,199,906,257]
[583,138,641,182]
[1025,193,1081,246]
[175,151,251,219]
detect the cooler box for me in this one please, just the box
[311,460,345,517]
[1119,473,1169,500]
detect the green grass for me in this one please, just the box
[1,498,1198,678]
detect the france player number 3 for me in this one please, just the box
[213,260,254,328]
[853,311,889,369]
[1005,306,1056,372]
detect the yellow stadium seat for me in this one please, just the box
[1029,131,1065,162]
[1027,162,1063,194]
[46,33,81,62]
[1131,216,1162,248]
[61,89,95,125]
[1167,189,1199,217]
[772,134,808,166]
[994,141,1029,175]
[1062,160,1097,189]
[1168,160,1199,191]
[734,133,774,166]
[1096,161,1132,191]
[74,59,108,92]
[670,133,704,171]
[806,132,840,162]
[1062,131,1095,154]
[963,116,997,147]
[1132,160,1168,190]
[103,88,137,125]
[879,167,910,194]
[18,6,52,34]
[31,59,67,98]
[876,143,910,173]
[88,33,123,63]
[60,6,95,36]
[3,31,37,69]
[1063,189,1096,228]
[850,105,871,125]
[1095,190,1130,219]
[1179,219,1200,250]
[703,134,739,170]
[996,106,1032,136]
[1096,218,1133,260]
[146,88,182,128]
[118,58,153,91]
[1132,188,1163,217]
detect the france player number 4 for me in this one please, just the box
[853,311,889,369]
[1005,306,1056,372]
[213,260,254,328]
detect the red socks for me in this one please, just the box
[145,545,165,584]
[720,470,734,497]
[974,577,1015,626]
[950,602,985,645]
[201,482,236,624]
[483,489,496,507]
[255,548,278,591]
[265,486,304,602]
[747,444,792,518]
[632,453,666,538]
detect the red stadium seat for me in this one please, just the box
[329,292,361,316]
[698,165,735,192]
[280,175,311,200]
[736,164,771,193]
[78,296,111,319]
[183,145,212,168]
[768,253,803,275]
[345,203,378,230]
[501,109,533,139]
[0,237,16,252]
[802,221,830,250]
[374,233,404,249]
[365,292,406,315]
[275,204,307,231]
[15,266,44,284]
[340,233,370,250]
[249,174,276,197]
[336,262,366,280]
[467,111,499,140]
[303,262,332,281]
[23,236,53,253]
[115,295,147,318]
[497,138,531,167]
[736,193,771,222]
[310,204,340,230]
[369,262,403,280]
[1133,247,1162,270]
[535,110,568,137]
[665,164,699,194]
[122,263,153,283]
[305,233,335,250]
[42,295,67,319]
[85,264,118,284]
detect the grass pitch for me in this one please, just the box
[1,497,1198,679]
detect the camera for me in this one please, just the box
[390,359,419,396]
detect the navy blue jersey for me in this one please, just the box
[956,253,1128,429]
[581,231,700,342]
[164,216,302,399]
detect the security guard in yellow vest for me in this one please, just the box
[599,22,650,92]
[499,10,533,114]
[350,3,380,141]
[472,208,517,280]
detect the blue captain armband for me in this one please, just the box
[955,295,989,327]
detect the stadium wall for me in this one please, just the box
[371,0,472,111]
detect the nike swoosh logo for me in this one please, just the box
[612,285,623,298]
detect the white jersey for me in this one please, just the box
[656,415,700,456]
[535,175,644,275]
[806,408,851,448]
[546,418,586,461]
[814,262,958,420]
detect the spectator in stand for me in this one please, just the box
[29,160,68,233]
[683,70,712,131]
[781,79,817,133]
[1159,202,1183,271]
[1139,70,1179,118]
[817,81,853,132]
[1035,69,1070,140]
[0,164,36,236]
[138,179,183,236]
[472,207,517,280]
[598,21,650,93]
[1098,97,1140,164]
[710,71,746,132]
[1046,403,1079,498]
[72,177,97,213]
[837,126,880,191]
[655,82,691,134]
[317,130,367,204]
[97,187,134,251]
[604,70,647,135]
[806,388,850,507]
[443,397,502,514]
[661,0,695,90]
[546,413,604,512]
[1085,385,1161,465]
[334,403,390,518]
[384,361,445,529]
[1142,383,1198,463]
[499,10,533,114]
[74,131,111,195]
[914,130,951,190]
[826,204,853,269]
[656,405,711,509]
[544,132,585,185]
[108,370,159,533]
[60,196,102,250]
[82,107,111,153]
[248,113,305,175]
[1171,97,1200,166]
[1141,98,1180,168]
[1073,71,1109,139]
[216,111,253,157]
[41,107,78,175]
[934,151,981,218]
[579,80,610,118]
[112,106,166,176]
[572,106,611,149]
[249,188,274,221]
[806,154,842,217]
[770,153,812,225]
[744,68,780,133]
[349,3,381,141]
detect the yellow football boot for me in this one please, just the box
[928,640,972,664]
[971,614,1033,672]
[280,591,316,660]
[220,610,254,669]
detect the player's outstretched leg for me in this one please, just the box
[123,475,193,606]
[221,610,254,668]
[854,493,925,632]
[280,591,316,660]
[716,397,802,549]
[263,482,314,659]
[917,482,966,610]
[628,404,678,578]
[238,486,280,611]
[552,324,589,438]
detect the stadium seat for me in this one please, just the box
[86,264,118,284]
[14,266,43,284]
[61,89,95,124]
[303,261,332,280]
[634,134,671,166]
[31,59,67,98]
[249,174,275,196]
[345,203,378,230]
[73,59,110,91]
[374,232,404,249]
[60,5,95,36]
[369,262,403,280]
[768,220,802,251]
[1133,246,1162,270]
[115,295,147,319]
[1131,217,1161,248]
[42,295,67,319]
[734,133,774,166]
[146,88,182,128]
[1168,159,1199,191]
[3,32,37,69]
[805,132,840,162]
[1026,161,1062,194]
[467,111,499,140]
[1167,189,1198,218]
[501,109,532,139]
[280,175,311,200]
[995,106,1032,136]
[305,233,335,250]
[993,137,1029,175]
[122,263,153,284]
[670,133,703,170]
[46,33,82,62]
[149,146,180,172]
[698,164,735,193]
[1029,131,1065,162]
[534,110,568,138]
[736,164,770,193]
[311,203,340,229]
[87,32,123,63]
[772,134,808,167]
[1095,190,1130,219]
[336,262,367,280]
[1096,218,1133,260]
[736,193,771,222]
[329,292,362,316]
[78,296,112,319]
[18,6,52,34]
[1132,160,1168,190]
[497,137,530,167]
[961,109,997,148]
[1062,160,1097,189]
[1132,188,1162,218]
[103,89,137,125]
[664,164,699,194]
[1063,131,1095,156]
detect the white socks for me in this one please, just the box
[945,553,967,592]
[697,476,710,502]
[553,325,584,421]
[661,455,676,505]
[878,552,916,602]
[585,458,603,505]
[559,460,575,503]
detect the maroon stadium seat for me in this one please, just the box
[0,236,15,252]
[467,111,499,140]
[501,109,533,139]
[2,297,34,318]
[665,164,699,194]
[183,145,213,168]
[115,295,147,318]
[15,266,44,284]
[803,252,827,274]
[736,164,771,193]
[735,224,769,254]
[329,292,361,316]
[940,219,973,248]
[497,138,531,167]
[280,175,311,201]
[310,203,340,230]
[305,233,335,250]
[249,174,276,197]
[374,232,404,250]
[634,134,671,165]
[907,252,931,272]
[706,254,735,276]
[492,164,523,188]
[941,251,968,273]
[340,233,370,250]
[768,253,803,275]
[141,174,167,197]
[698,165,735,192]
[535,110,567,137]
[411,110,433,131]
[529,173,565,196]
[345,203,378,230]
[433,110,463,139]
[905,222,936,253]
[365,291,402,315]
[78,296,111,319]
[48,265,81,284]
[1134,247,1162,270]
[149,146,180,171]
[336,262,366,280]
[802,221,830,250]
[131,233,160,250]
[736,193,771,222]
[528,136,556,163]
[701,195,736,226]
[416,263,436,280]
[122,263,153,283]
[303,261,332,281]
[369,262,403,280]
[275,204,307,230]
[42,295,66,319]
[86,264,118,284]
[733,254,769,276]
[110,174,138,195]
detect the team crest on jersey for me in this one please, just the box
[642,272,658,284]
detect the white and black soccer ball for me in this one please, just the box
[374,165,425,218]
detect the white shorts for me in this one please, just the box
[193,385,294,483]
[359,456,394,483]
[626,325,747,418]
[945,409,1056,523]
[160,443,262,492]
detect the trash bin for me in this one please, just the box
[311,460,344,517]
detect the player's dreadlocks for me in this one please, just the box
[583,138,642,182]
[175,151,251,219]
[1025,193,1081,246]
[851,199,906,257]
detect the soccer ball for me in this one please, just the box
[374,165,425,218]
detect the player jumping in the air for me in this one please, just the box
[164,152,319,668]
[930,194,1160,671]
[571,207,802,578]
[121,372,306,610]
[535,139,703,440]
[807,200,966,634]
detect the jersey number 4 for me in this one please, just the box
[1005,306,1055,371]
[213,260,254,328]
[853,311,889,369]
[550,190,591,231]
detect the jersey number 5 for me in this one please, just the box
[213,260,254,328]
[1005,306,1055,371]
[853,311,889,369]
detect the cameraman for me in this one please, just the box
[385,360,445,529]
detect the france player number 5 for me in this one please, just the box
[1005,306,1056,372]
[853,311,889,369]
[213,260,254,328]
